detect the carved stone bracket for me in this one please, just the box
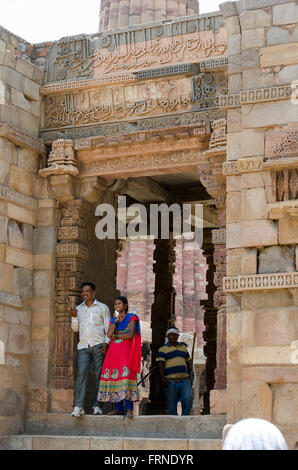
[39,139,79,178]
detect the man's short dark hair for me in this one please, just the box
[81,282,96,291]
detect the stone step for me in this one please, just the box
[24,413,226,439]
[0,435,223,451]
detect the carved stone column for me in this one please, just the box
[146,237,176,415]
[198,118,227,414]
[51,199,91,411]
[200,229,217,414]
[212,228,227,393]
[39,139,108,412]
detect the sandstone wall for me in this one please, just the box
[0,27,57,434]
[221,0,298,449]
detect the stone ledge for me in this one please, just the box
[24,413,226,439]
[0,434,223,450]
[0,123,45,154]
[223,272,298,292]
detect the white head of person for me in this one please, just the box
[223,418,288,450]
[165,327,180,346]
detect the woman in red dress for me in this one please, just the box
[97,296,141,417]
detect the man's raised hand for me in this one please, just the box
[69,306,78,317]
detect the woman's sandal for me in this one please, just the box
[126,409,133,418]
[107,409,124,415]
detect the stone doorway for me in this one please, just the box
[50,167,226,416]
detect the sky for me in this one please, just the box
[1,0,222,44]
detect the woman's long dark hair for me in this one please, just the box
[115,295,129,313]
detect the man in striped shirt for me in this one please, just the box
[156,327,193,415]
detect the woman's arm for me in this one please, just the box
[116,320,137,340]
[107,317,121,339]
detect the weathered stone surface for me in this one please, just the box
[9,165,33,197]
[226,223,242,249]
[227,248,243,276]
[0,389,24,416]
[0,291,22,308]
[227,109,242,133]
[242,290,293,311]
[33,227,57,254]
[227,132,242,161]
[241,188,268,221]
[29,358,49,388]
[273,2,298,25]
[0,159,9,184]
[6,246,33,270]
[279,218,298,244]
[255,307,297,347]
[227,33,241,56]
[241,129,265,157]
[241,248,258,274]
[0,215,8,244]
[227,312,243,347]
[7,203,36,226]
[33,271,55,296]
[13,268,32,297]
[210,389,226,415]
[273,383,298,425]
[7,324,30,354]
[226,191,241,224]
[258,246,296,273]
[242,28,265,50]
[238,346,294,365]
[242,101,298,128]
[23,223,33,252]
[240,9,271,29]
[32,436,90,451]
[276,64,298,85]
[267,27,290,45]
[5,307,30,326]
[7,220,23,249]
[242,69,263,90]
[0,261,13,293]
[260,43,298,67]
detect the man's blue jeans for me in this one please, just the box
[164,379,193,415]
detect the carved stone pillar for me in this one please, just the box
[146,237,176,415]
[212,228,227,392]
[200,229,217,415]
[39,139,108,412]
[198,118,227,414]
[51,199,91,411]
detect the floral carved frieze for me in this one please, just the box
[40,109,226,143]
[78,149,206,178]
[224,273,298,292]
[265,124,298,161]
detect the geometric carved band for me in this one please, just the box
[219,85,292,109]
[223,272,298,292]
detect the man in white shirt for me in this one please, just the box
[69,282,111,417]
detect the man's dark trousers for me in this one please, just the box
[74,343,105,407]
